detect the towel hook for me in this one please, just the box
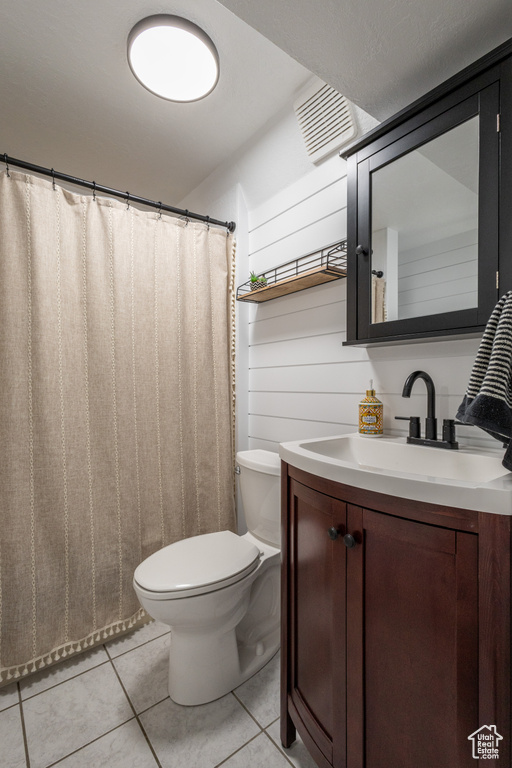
[372,269,384,278]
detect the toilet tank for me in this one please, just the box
[236,450,281,548]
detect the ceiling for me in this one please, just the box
[1,0,511,210]
[0,0,311,206]
[217,0,512,121]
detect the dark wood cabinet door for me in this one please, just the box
[346,505,479,768]
[287,480,347,768]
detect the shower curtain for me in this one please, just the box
[0,170,236,683]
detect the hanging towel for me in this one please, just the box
[371,275,386,323]
[456,290,512,470]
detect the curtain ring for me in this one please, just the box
[4,154,10,178]
[126,192,130,210]
[51,168,56,191]
[157,202,162,220]
[92,181,96,201]
[206,216,210,231]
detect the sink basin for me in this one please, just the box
[279,433,512,515]
[304,434,508,484]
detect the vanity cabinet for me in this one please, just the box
[342,38,512,345]
[281,462,512,768]
[282,480,347,767]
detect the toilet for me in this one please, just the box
[133,449,281,706]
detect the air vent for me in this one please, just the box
[294,81,357,164]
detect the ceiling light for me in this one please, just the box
[127,15,219,102]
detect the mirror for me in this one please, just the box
[370,116,479,324]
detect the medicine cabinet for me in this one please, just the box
[343,39,512,345]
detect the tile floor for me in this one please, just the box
[0,621,316,768]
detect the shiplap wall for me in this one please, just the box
[246,152,493,454]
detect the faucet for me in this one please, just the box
[396,370,459,449]
[402,370,437,440]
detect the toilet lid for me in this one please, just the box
[133,531,261,595]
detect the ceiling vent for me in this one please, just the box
[294,80,357,164]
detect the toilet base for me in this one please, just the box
[167,560,281,705]
[168,627,280,706]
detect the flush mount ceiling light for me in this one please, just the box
[127,15,219,102]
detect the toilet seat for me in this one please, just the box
[133,530,261,600]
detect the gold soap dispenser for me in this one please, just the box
[359,379,383,437]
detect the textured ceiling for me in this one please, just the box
[217,0,512,121]
[1,0,511,214]
[0,0,310,206]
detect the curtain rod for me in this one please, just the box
[2,153,236,233]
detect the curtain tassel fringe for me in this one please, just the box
[0,609,150,687]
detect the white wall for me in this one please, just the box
[181,86,495,494]
[246,155,490,454]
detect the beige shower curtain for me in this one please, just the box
[0,170,236,684]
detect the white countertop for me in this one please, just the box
[279,433,512,516]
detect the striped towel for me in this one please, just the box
[456,290,512,470]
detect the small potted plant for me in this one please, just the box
[250,271,268,291]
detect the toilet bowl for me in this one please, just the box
[133,449,281,706]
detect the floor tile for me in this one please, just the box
[266,720,318,768]
[0,704,27,768]
[234,651,280,727]
[222,732,291,768]
[20,645,109,700]
[106,619,169,658]
[140,693,260,768]
[112,633,170,713]
[54,719,158,768]
[0,681,19,711]
[23,662,133,768]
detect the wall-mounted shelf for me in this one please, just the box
[236,240,347,303]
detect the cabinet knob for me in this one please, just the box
[355,244,368,256]
[327,527,339,540]
[343,533,357,549]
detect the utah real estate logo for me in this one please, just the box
[468,725,503,759]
